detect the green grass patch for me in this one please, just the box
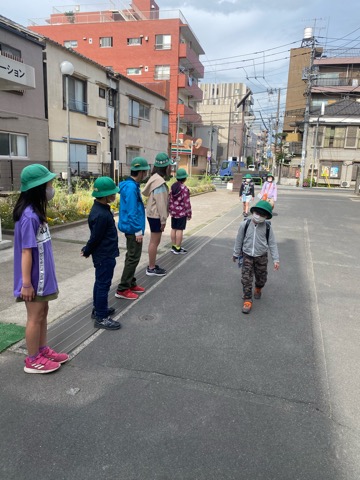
[0,323,25,353]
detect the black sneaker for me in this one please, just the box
[146,265,167,276]
[171,246,181,255]
[178,247,187,254]
[91,307,116,319]
[94,316,121,330]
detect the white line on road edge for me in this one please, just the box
[304,218,332,417]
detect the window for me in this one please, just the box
[127,37,142,46]
[323,127,345,148]
[192,155,198,167]
[0,42,21,60]
[139,103,150,120]
[87,144,97,155]
[345,126,359,148]
[129,99,139,126]
[100,37,113,48]
[155,34,171,50]
[154,65,170,80]
[99,87,106,98]
[162,112,169,134]
[129,98,150,125]
[65,77,87,114]
[126,147,140,166]
[0,132,27,157]
[127,68,142,76]
[64,40,78,49]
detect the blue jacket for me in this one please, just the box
[118,177,145,235]
[82,200,119,263]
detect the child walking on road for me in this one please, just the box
[13,164,69,374]
[233,200,280,314]
[142,152,173,276]
[81,177,121,330]
[240,173,255,217]
[169,168,192,254]
[115,157,150,300]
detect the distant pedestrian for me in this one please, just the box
[169,168,192,254]
[142,152,173,276]
[240,173,255,217]
[13,164,69,374]
[115,157,150,300]
[81,177,121,330]
[233,200,280,314]
[259,173,277,210]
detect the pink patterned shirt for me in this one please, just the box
[169,182,192,219]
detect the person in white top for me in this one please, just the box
[259,174,277,210]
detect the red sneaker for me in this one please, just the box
[24,353,61,374]
[41,346,69,364]
[130,285,145,293]
[115,289,139,300]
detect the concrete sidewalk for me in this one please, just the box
[0,188,239,325]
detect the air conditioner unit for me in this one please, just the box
[102,151,111,164]
[341,181,350,188]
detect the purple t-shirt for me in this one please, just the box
[13,206,58,298]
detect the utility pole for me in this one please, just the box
[274,88,281,182]
[236,88,252,172]
[299,28,317,189]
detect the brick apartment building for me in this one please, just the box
[29,0,206,153]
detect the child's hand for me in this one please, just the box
[274,262,280,271]
[232,256,238,263]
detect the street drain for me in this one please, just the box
[139,314,155,322]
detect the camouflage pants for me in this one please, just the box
[241,252,268,300]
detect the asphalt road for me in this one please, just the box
[1,188,360,479]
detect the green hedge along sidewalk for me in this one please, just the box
[0,323,25,353]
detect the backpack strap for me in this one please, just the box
[265,220,271,244]
[243,219,251,239]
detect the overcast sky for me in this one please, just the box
[2,0,359,125]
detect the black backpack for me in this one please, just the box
[244,219,271,244]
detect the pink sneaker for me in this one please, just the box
[41,346,69,364]
[130,285,145,293]
[24,353,61,374]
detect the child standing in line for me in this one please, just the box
[115,157,150,300]
[81,177,121,330]
[239,173,255,217]
[259,173,277,210]
[233,200,280,314]
[169,168,192,254]
[142,152,173,276]
[13,164,69,374]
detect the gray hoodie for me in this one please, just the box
[233,219,279,264]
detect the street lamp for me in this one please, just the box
[60,61,75,193]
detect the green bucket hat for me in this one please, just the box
[266,173,275,180]
[250,200,273,219]
[131,157,150,171]
[20,164,56,192]
[154,152,174,168]
[92,176,120,198]
[244,173,252,179]
[176,168,188,180]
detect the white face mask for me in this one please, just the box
[252,213,266,223]
[46,186,55,201]
[267,178,273,183]
[245,178,251,183]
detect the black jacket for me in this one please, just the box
[82,200,119,263]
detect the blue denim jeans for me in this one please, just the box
[93,257,116,319]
